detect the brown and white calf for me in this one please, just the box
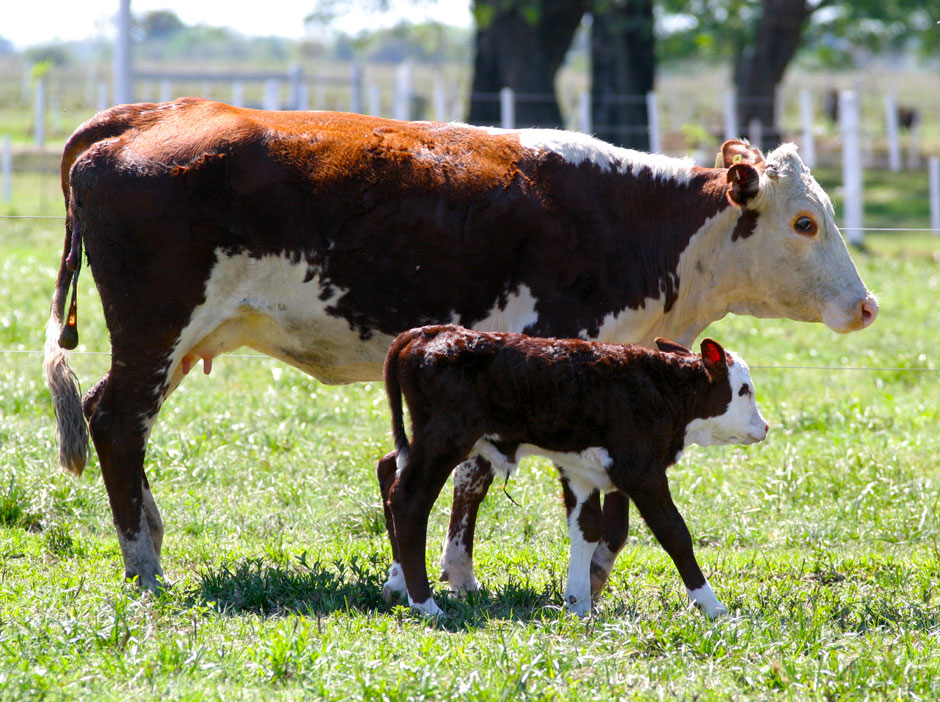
[45,98,870,591]
[378,325,768,618]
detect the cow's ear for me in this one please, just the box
[655,337,692,356]
[700,338,728,381]
[727,163,761,207]
[720,139,764,168]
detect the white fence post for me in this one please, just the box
[747,118,762,151]
[114,0,133,104]
[297,84,309,112]
[724,90,738,141]
[433,73,447,122]
[160,79,171,103]
[578,91,591,135]
[350,64,363,114]
[34,77,45,149]
[839,90,864,246]
[288,64,303,110]
[1,135,11,203]
[885,92,901,172]
[500,87,515,129]
[394,63,412,121]
[907,120,922,170]
[263,79,280,111]
[929,156,940,235]
[368,84,381,116]
[232,81,244,107]
[799,89,815,168]
[646,91,660,153]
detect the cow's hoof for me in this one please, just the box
[409,597,444,618]
[128,570,168,594]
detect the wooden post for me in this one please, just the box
[97,81,109,112]
[34,77,45,149]
[646,91,660,153]
[232,81,244,108]
[394,63,412,121]
[263,80,280,111]
[839,90,864,246]
[350,64,363,114]
[799,89,815,168]
[748,118,762,152]
[433,73,447,122]
[1,135,11,203]
[578,92,591,135]
[289,64,303,110]
[885,92,901,172]
[368,84,381,116]
[907,120,922,170]
[113,0,133,104]
[724,90,738,141]
[929,156,940,235]
[160,79,171,103]
[500,87,515,129]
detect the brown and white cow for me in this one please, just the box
[378,325,768,617]
[44,98,875,591]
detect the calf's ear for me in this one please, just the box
[727,163,761,207]
[700,338,728,381]
[720,139,764,168]
[654,337,692,356]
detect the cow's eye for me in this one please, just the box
[793,215,818,236]
[738,384,751,397]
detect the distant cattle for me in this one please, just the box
[378,325,768,617]
[44,98,875,591]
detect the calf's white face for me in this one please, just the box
[685,351,768,449]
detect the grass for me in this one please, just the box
[1,171,940,700]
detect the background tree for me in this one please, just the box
[467,0,588,128]
[590,0,654,149]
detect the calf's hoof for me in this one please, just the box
[409,597,445,618]
[382,562,408,604]
[439,568,480,595]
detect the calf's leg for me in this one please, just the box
[560,478,602,617]
[439,456,493,593]
[629,476,727,619]
[589,492,630,594]
[377,450,407,602]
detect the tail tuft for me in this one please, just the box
[43,315,87,475]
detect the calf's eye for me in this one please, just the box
[793,215,818,236]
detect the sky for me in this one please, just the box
[2,0,472,49]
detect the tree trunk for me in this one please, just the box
[734,0,812,151]
[590,0,655,150]
[467,0,588,128]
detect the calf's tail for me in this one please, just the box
[384,331,416,470]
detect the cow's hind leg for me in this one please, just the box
[86,361,169,591]
[377,450,407,602]
[439,455,494,593]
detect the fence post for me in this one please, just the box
[298,84,309,112]
[578,91,591,135]
[433,73,447,122]
[263,80,280,111]
[500,87,515,129]
[747,119,762,151]
[368,84,381,116]
[1,135,11,203]
[907,120,922,170]
[114,0,133,104]
[34,77,45,149]
[350,64,363,114]
[289,64,303,110]
[929,156,940,235]
[839,90,864,246]
[724,90,738,141]
[232,81,244,108]
[394,63,412,121]
[885,92,901,172]
[160,79,171,103]
[799,89,815,168]
[646,91,660,153]
[97,81,109,112]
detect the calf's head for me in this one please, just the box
[657,337,768,448]
[720,140,878,334]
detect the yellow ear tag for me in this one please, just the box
[732,154,743,165]
[714,152,723,168]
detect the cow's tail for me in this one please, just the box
[43,222,87,476]
[384,330,418,472]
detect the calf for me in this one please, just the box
[378,325,768,617]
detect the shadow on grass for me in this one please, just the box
[183,552,566,629]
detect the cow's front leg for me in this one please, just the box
[590,491,630,593]
[630,475,727,619]
[439,456,494,593]
[560,477,602,617]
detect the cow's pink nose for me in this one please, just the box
[860,297,878,328]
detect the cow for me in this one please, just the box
[43,98,876,592]
[378,325,768,617]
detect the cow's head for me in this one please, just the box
[719,140,877,333]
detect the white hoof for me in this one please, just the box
[409,596,444,618]
[687,581,728,619]
[382,562,408,604]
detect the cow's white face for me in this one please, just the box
[725,143,878,334]
[685,351,768,449]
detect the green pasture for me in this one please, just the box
[1,173,940,700]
